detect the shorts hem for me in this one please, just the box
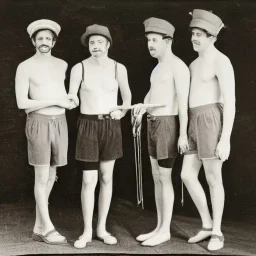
[184,151,197,155]
[76,156,123,162]
[30,163,67,167]
[30,163,50,167]
[201,156,219,160]
[149,154,178,160]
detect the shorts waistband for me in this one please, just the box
[27,113,66,120]
[189,103,223,113]
[80,114,112,120]
[147,114,178,121]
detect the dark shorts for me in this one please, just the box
[75,114,123,165]
[185,103,223,160]
[147,115,179,168]
[26,113,68,167]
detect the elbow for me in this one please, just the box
[16,101,26,110]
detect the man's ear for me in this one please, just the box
[52,40,56,47]
[210,36,217,43]
[107,41,110,49]
[31,38,36,47]
[164,38,172,45]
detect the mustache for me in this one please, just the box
[149,47,156,51]
[39,45,50,48]
[192,41,200,45]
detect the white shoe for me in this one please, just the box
[207,234,224,251]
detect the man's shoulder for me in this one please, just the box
[53,57,68,67]
[189,57,199,69]
[17,57,34,71]
[173,55,189,73]
[215,51,231,65]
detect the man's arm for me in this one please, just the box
[143,91,151,104]
[24,62,70,113]
[215,55,236,160]
[68,63,82,107]
[15,63,68,112]
[173,59,190,153]
[115,63,132,117]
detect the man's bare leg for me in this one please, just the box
[74,170,98,248]
[203,159,224,250]
[96,160,117,244]
[142,164,173,246]
[34,167,56,234]
[136,157,162,242]
[34,166,65,243]
[181,154,213,243]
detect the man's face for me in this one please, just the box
[33,30,55,54]
[89,35,110,58]
[191,28,213,52]
[146,33,168,58]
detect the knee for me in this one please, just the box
[181,169,194,184]
[100,173,113,185]
[152,171,160,184]
[35,173,48,187]
[49,167,57,182]
[82,173,98,187]
[158,169,171,184]
[205,172,222,188]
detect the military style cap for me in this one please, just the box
[143,17,175,38]
[189,9,224,36]
[81,24,112,47]
[27,19,61,37]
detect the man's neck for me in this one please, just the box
[91,55,110,66]
[158,49,173,63]
[198,44,216,60]
[34,51,52,61]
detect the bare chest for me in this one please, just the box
[29,64,65,86]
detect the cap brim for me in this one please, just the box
[189,19,217,36]
[81,32,112,47]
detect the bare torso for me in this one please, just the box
[147,59,178,116]
[189,50,223,108]
[79,58,118,114]
[26,56,67,115]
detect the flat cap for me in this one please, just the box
[27,19,61,37]
[81,24,112,47]
[143,17,175,38]
[189,9,224,36]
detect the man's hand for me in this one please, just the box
[133,103,147,116]
[178,134,189,154]
[57,96,73,109]
[215,138,230,162]
[110,110,123,120]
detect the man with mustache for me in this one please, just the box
[181,10,235,251]
[134,17,190,246]
[69,24,131,248]
[15,19,76,244]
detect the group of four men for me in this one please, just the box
[15,9,235,252]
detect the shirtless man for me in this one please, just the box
[181,10,235,251]
[135,17,190,246]
[15,19,76,244]
[69,24,131,248]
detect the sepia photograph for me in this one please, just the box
[0,0,255,255]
